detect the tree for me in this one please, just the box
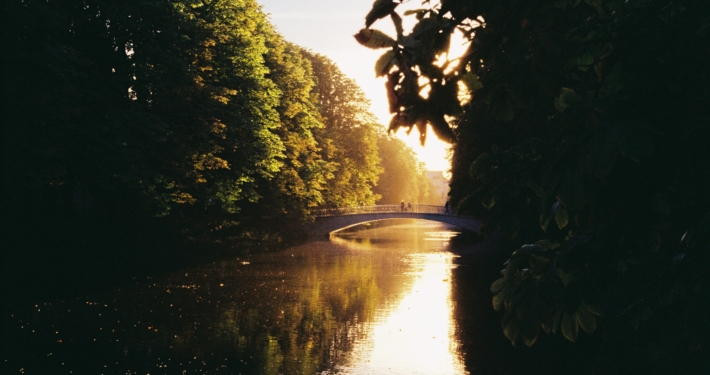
[3,0,393,256]
[302,51,382,207]
[374,133,433,205]
[359,0,710,372]
[247,32,336,219]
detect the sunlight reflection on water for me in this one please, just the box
[330,221,468,375]
[6,219,472,375]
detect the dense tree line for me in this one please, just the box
[2,0,428,261]
[374,134,434,205]
[360,0,709,373]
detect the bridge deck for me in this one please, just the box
[311,204,456,217]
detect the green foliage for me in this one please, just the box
[3,0,386,250]
[363,0,710,372]
[250,32,335,218]
[303,51,383,207]
[373,133,435,204]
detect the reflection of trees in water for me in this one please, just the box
[152,243,415,374]
[6,225,438,374]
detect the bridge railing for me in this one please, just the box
[311,204,452,217]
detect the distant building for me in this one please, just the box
[426,170,450,205]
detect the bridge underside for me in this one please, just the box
[308,213,481,239]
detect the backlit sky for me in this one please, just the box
[258,0,452,171]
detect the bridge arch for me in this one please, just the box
[307,205,480,239]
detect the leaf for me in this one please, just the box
[403,9,427,17]
[482,195,496,210]
[520,315,541,347]
[529,254,551,271]
[556,269,571,286]
[386,72,399,113]
[554,87,582,111]
[496,282,516,309]
[429,81,462,116]
[461,72,483,93]
[469,153,490,178]
[354,28,397,49]
[561,312,579,342]
[503,315,521,344]
[365,0,399,28]
[375,50,396,77]
[526,180,544,197]
[575,306,597,333]
[491,277,508,294]
[504,257,528,279]
[492,290,505,311]
[576,52,595,71]
[391,10,404,37]
[535,239,560,250]
[427,114,456,143]
[410,17,440,39]
[551,308,564,334]
[555,206,569,229]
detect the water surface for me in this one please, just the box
[5,220,474,374]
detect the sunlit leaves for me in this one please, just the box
[303,52,382,207]
[373,133,435,205]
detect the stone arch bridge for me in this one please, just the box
[308,205,480,239]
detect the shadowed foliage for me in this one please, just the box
[360,0,710,373]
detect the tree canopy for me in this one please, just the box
[303,51,383,207]
[359,0,710,372]
[2,0,422,254]
[374,133,434,205]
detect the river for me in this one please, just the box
[4,219,512,374]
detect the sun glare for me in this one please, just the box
[347,252,466,374]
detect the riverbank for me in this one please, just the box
[2,216,311,308]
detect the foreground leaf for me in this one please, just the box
[561,312,579,342]
[365,0,399,28]
[354,28,397,49]
[375,50,396,77]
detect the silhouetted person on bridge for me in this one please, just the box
[444,201,450,214]
[400,200,405,211]
[407,202,412,212]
